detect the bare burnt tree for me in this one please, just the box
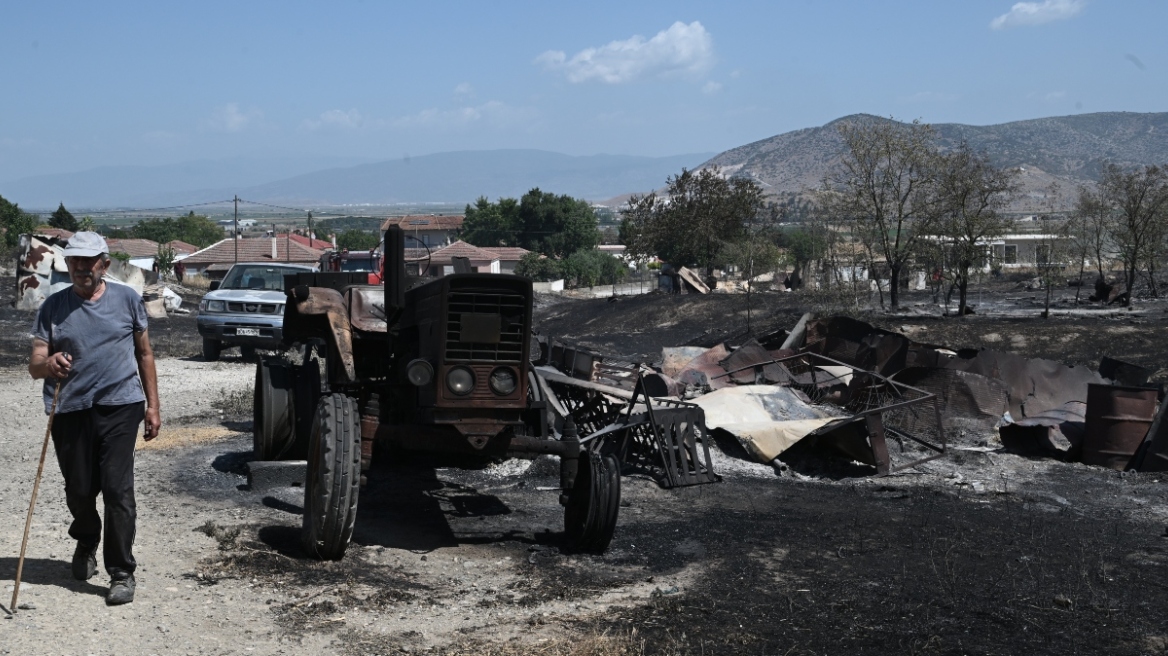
[1101,163,1168,307]
[1068,185,1113,302]
[821,118,942,309]
[937,142,1018,316]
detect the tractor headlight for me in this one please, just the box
[446,366,475,395]
[488,367,517,395]
[406,359,434,386]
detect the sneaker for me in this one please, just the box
[106,575,135,606]
[72,542,98,581]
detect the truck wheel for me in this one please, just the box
[302,393,361,560]
[253,359,296,460]
[202,338,221,361]
[564,450,621,553]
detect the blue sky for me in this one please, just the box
[1,0,1163,182]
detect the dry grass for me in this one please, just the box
[212,384,254,416]
[183,275,214,291]
[138,425,239,451]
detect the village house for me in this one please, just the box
[412,240,529,277]
[381,215,464,248]
[179,235,326,279]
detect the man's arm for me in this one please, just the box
[29,338,71,380]
[134,329,161,441]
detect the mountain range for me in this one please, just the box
[703,111,1168,212]
[1,150,712,211]
[4,112,1166,212]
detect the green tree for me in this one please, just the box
[155,244,177,276]
[517,189,600,257]
[0,194,40,247]
[513,252,562,282]
[336,229,380,251]
[461,196,520,247]
[132,213,224,248]
[78,216,96,232]
[623,167,764,276]
[50,203,78,231]
[560,250,627,289]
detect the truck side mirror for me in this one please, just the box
[209,280,221,291]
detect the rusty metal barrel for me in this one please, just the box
[1081,384,1158,470]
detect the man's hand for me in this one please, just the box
[143,406,161,442]
[46,352,72,379]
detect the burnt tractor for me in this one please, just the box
[253,227,718,560]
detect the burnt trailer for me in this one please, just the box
[253,227,711,559]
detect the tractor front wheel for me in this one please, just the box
[301,393,362,560]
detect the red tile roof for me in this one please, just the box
[106,238,161,258]
[381,215,464,232]
[182,237,325,265]
[428,240,501,265]
[34,228,75,240]
[288,233,334,250]
[166,240,200,254]
[487,247,530,262]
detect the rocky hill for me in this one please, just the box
[702,112,1168,212]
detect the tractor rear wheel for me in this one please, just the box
[564,450,621,553]
[253,358,296,460]
[301,393,361,560]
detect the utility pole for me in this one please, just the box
[286,225,290,262]
[307,211,314,247]
[233,195,239,263]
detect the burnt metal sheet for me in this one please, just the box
[803,316,910,376]
[891,367,1008,442]
[1098,357,1152,387]
[719,338,786,385]
[661,346,710,378]
[1082,384,1157,470]
[675,343,731,390]
[941,349,1104,420]
[691,386,842,461]
[677,267,710,294]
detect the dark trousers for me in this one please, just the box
[51,402,144,578]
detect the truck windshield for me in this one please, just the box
[221,265,305,290]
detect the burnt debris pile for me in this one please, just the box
[534,312,1168,478]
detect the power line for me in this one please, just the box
[69,199,237,216]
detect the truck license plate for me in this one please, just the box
[235,327,260,337]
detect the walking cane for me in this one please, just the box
[10,377,63,614]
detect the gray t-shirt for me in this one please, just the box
[31,280,149,414]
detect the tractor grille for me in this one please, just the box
[227,302,280,314]
[445,289,526,363]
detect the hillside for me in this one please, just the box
[703,112,1168,212]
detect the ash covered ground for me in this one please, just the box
[1,276,1167,655]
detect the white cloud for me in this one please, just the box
[536,21,714,84]
[391,101,537,130]
[454,82,475,97]
[205,103,263,132]
[990,0,1084,29]
[301,109,364,130]
[702,81,722,95]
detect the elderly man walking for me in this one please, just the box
[28,231,161,605]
